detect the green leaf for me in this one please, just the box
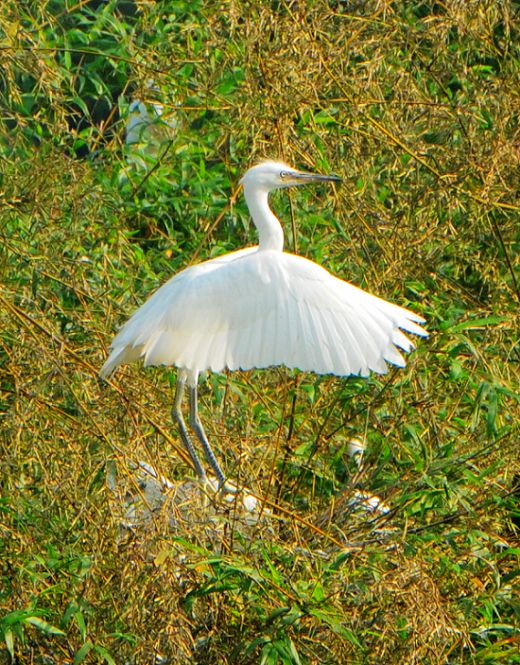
[308,608,363,648]
[4,628,15,658]
[74,641,94,665]
[273,637,302,664]
[94,644,117,665]
[311,582,325,602]
[74,609,87,641]
[314,110,336,125]
[444,315,507,333]
[25,616,66,635]
[486,385,498,437]
[243,635,270,658]
[265,607,290,625]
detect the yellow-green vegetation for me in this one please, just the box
[1,1,519,663]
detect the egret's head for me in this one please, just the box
[240,160,341,191]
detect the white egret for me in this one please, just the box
[347,437,366,468]
[101,160,427,486]
[116,462,265,532]
[125,99,177,146]
[124,80,177,152]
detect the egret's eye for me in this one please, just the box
[280,170,289,179]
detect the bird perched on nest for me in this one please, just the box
[101,160,427,487]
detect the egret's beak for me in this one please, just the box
[291,170,342,185]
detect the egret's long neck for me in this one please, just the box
[243,184,284,251]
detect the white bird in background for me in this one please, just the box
[125,99,177,146]
[125,79,177,148]
[101,161,427,487]
[347,437,366,468]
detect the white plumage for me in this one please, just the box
[101,160,427,486]
[102,247,423,377]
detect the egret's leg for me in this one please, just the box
[171,379,207,480]
[189,385,226,488]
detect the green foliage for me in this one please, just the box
[1,0,519,663]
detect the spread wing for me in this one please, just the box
[101,247,426,378]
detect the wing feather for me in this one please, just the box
[101,247,427,379]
